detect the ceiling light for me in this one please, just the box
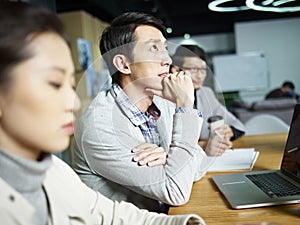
[272,0,297,7]
[208,0,250,12]
[184,33,191,39]
[166,27,173,34]
[209,0,300,12]
[246,0,300,12]
[261,0,274,6]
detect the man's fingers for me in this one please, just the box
[135,146,165,159]
[138,153,165,166]
[147,156,167,167]
[133,147,167,166]
[132,143,156,153]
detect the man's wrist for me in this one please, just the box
[175,107,203,118]
[176,100,193,109]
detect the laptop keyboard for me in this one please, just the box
[246,172,300,198]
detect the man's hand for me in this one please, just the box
[145,71,194,108]
[132,143,167,167]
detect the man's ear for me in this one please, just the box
[171,65,180,73]
[113,55,131,75]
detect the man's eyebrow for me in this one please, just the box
[144,39,167,45]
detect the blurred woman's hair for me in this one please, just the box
[0,1,68,92]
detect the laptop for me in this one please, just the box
[212,104,300,209]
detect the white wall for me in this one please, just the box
[235,17,300,101]
[168,33,235,54]
[168,33,235,91]
[168,17,300,102]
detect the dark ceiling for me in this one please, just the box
[56,0,300,37]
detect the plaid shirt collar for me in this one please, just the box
[112,83,160,126]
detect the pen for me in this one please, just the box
[215,130,234,151]
[214,130,223,139]
[287,147,298,153]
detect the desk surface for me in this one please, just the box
[169,133,300,225]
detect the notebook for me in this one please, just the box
[207,148,259,172]
[212,104,300,209]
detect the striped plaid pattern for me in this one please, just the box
[113,84,160,146]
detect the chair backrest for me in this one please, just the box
[244,114,290,135]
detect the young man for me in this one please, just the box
[171,44,245,156]
[73,12,209,213]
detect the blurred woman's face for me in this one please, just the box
[182,56,207,89]
[0,32,80,160]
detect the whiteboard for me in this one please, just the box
[213,53,269,92]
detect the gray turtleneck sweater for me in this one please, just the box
[0,149,52,225]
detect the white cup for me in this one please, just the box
[207,116,224,137]
[210,119,224,131]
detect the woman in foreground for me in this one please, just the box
[0,2,205,225]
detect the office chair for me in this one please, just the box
[244,114,290,135]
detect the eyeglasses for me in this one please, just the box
[182,67,207,74]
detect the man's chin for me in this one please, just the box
[144,76,164,90]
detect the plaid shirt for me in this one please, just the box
[113,84,203,146]
[113,83,202,213]
[113,84,161,146]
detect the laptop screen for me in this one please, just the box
[281,104,300,180]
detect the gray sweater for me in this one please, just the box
[0,149,51,225]
[72,88,209,212]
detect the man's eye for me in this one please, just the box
[151,45,158,51]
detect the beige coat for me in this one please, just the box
[0,155,206,225]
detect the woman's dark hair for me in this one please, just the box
[172,44,207,68]
[99,12,166,85]
[0,1,68,91]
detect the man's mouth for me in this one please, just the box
[158,72,169,78]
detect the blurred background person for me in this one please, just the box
[266,80,299,101]
[171,44,245,156]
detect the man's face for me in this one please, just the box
[127,25,172,90]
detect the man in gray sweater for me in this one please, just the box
[73,12,209,213]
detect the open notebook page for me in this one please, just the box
[207,148,259,172]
